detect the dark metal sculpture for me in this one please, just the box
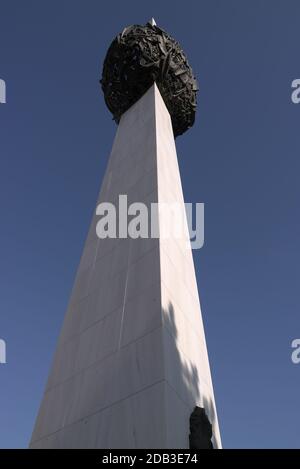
[100,21,198,137]
[189,406,214,449]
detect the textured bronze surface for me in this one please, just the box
[100,22,198,137]
[189,406,214,449]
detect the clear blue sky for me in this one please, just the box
[0,0,299,448]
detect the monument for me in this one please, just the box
[30,20,221,449]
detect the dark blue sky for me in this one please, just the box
[0,0,299,448]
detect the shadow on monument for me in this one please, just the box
[162,301,216,449]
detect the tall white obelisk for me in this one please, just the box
[30,22,221,450]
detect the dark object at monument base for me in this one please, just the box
[189,406,214,449]
[100,21,198,137]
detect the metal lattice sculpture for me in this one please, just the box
[100,21,198,137]
[189,406,214,449]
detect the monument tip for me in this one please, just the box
[150,18,156,26]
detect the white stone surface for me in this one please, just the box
[30,84,221,449]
